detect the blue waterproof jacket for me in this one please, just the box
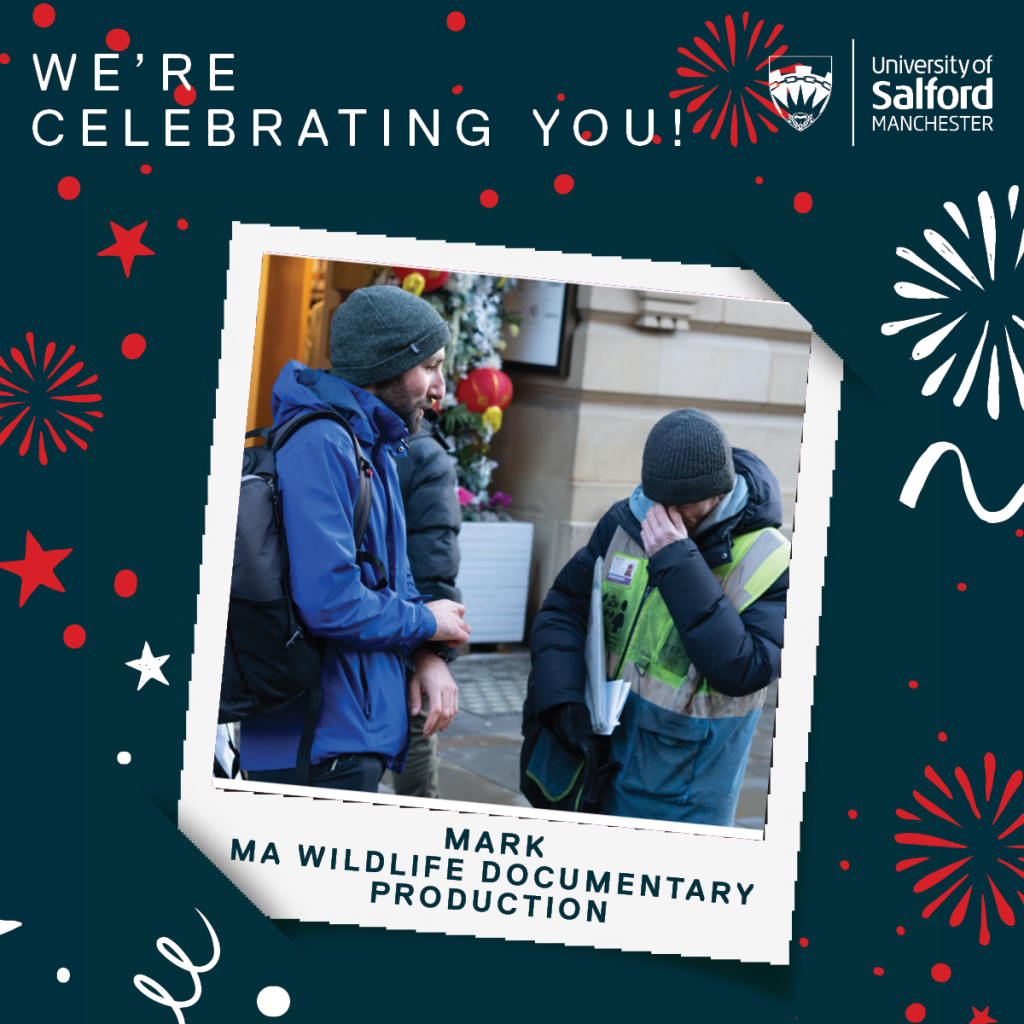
[240,362,438,772]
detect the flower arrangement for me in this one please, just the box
[457,488,514,523]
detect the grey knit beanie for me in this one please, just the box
[328,286,451,387]
[642,409,736,506]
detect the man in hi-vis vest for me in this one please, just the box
[520,409,790,826]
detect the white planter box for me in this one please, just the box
[455,521,534,644]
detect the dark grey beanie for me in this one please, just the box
[642,409,736,506]
[328,286,451,387]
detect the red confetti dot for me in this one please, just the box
[557,93,565,101]
[794,191,813,214]
[0,54,10,64]
[581,130,592,140]
[938,732,947,742]
[848,809,858,819]
[905,1004,926,1023]
[653,134,662,144]
[114,569,137,598]
[106,28,129,51]
[122,333,146,359]
[930,964,950,983]
[873,967,884,976]
[479,189,498,209]
[840,860,849,870]
[173,82,197,106]
[63,624,86,648]
[446,10,465,30]
[140,164,152,174]
[755,176,764,184]
[452,84,463,94]
[897,926,906,935]
[1017,528,1023,537]
[909,679,919,689]
[33,3,56,27]
[57,176,80,200]
[554,174,575,195]
[957,582,966,591]
[798,937,808,947]
[177,218,188,230]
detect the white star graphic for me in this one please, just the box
[0,921,22,937]
[126,641,170,690]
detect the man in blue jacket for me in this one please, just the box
[241,286,471,792]
[520,409,790,826]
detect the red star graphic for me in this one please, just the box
[970,1009,997,1024]
[0,531,72,607]
[97,221,155,278]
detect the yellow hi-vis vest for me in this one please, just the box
[600,524,790,721]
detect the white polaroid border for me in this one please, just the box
[179,225,842,965]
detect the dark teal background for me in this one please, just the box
[0,1,1017,1020]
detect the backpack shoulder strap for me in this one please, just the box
[270,409,388,589]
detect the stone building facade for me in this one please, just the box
[488,285,812,622]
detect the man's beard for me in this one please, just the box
[374,379,428,435]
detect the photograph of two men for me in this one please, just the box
[215,257,809,831]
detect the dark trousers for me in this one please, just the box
[247,752,386,792]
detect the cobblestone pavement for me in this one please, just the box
[386,650,777,830]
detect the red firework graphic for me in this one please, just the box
[896,751,1024,945]
[0,332,103,465]
[671,11,789,146]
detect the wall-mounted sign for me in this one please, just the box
[501,279,574,374]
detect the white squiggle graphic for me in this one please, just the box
[133,909,220,1024]
[900,442,1024,523]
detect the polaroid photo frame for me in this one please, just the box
[179,225,842,964]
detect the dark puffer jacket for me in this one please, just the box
[521,447,789,758]
[395,409,462,604]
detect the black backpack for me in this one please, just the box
[219,408,385,784]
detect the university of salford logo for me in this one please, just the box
[768,56,833,130]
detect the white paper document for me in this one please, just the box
[585,555,631,736]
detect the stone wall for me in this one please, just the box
[488,284,812,624]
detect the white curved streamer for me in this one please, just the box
[1011,186,1019,219]
[900,442,1024,523]
[133,909,220,1024]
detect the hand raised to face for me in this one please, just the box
[640,502,689,558]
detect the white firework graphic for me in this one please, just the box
[883,187,1024,419]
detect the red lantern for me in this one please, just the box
[456,367,513,413]
[392,267,450,292]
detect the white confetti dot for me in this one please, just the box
[56,968,70,983]
[257,985,291,1017]
[117,751,131,765]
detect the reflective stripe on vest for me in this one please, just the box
[600,524,790,720]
